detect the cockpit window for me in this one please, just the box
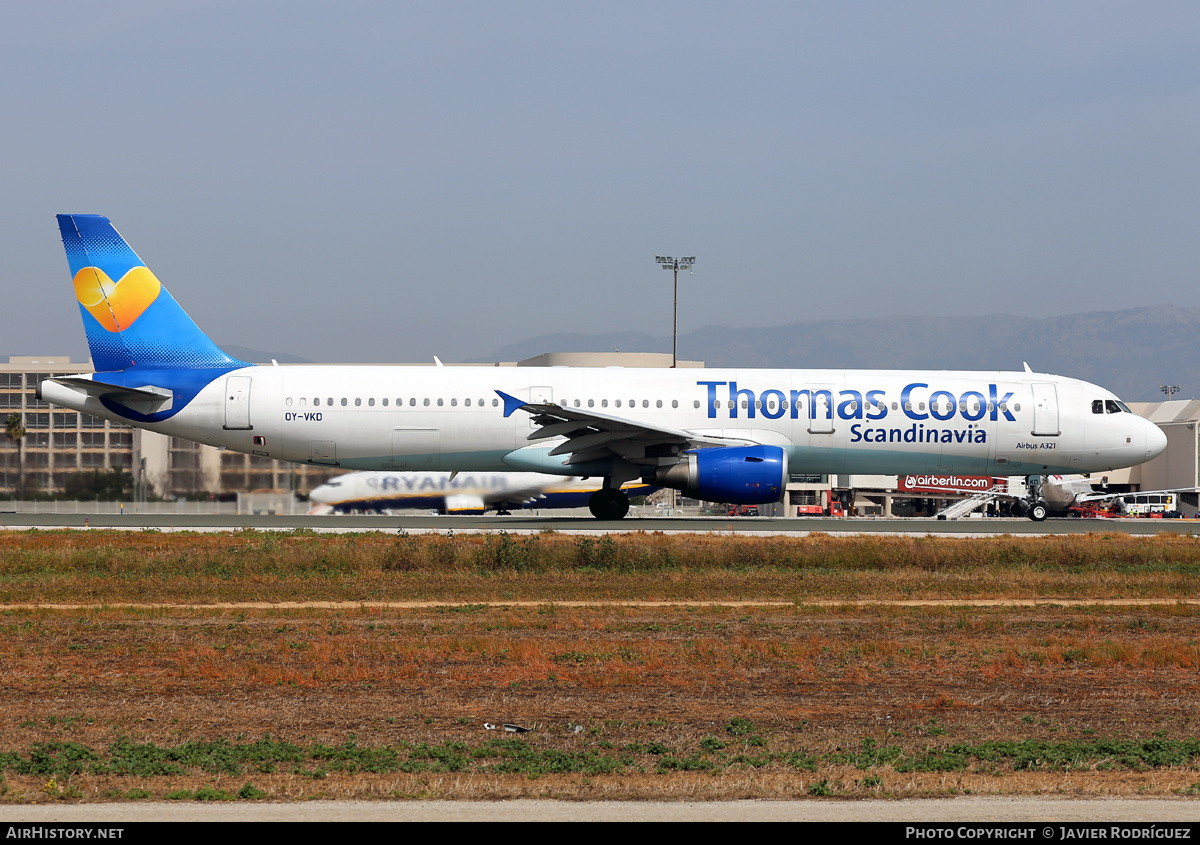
[1105,400,1123,414]
[1092,400,1104,414]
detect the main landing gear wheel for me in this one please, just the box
[1029,502,1048,522]
[589,489,630,520]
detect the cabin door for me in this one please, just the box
[806,386,836,435]
[1031,383,1060,437]
[224,376,253,430]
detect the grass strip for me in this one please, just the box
[0,529,1199,603]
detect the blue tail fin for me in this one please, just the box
[57,214,247,373]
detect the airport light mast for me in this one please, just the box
[1161,384,1182,399]
[655,255,695,368]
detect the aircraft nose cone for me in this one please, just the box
[1146,421,1167,460]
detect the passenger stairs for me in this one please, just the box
[936,492,1000,520]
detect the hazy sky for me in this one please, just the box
[4,1,1198,364]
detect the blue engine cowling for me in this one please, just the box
[654,445,788,504]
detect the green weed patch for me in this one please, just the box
[3,732,1197,787]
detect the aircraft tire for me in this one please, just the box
[589,489,630,520]
[1029,502,1048,522]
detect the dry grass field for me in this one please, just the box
[1,529,1199,803]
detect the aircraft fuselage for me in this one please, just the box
[42,364,1163,479]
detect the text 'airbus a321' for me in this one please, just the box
[40,215,1167,519]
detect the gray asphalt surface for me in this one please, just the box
[1,512,1196,535]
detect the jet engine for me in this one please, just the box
[653,445,788,504]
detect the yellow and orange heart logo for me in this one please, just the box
[72,266,162,333]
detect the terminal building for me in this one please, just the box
[1,354,1194,513]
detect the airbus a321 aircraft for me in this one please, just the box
[41,215,1167,520]
[309,472,655,515]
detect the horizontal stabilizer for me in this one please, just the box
[43,376,174,415]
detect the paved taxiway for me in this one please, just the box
[1,512,1197,534]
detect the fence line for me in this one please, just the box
[0,500,241,515]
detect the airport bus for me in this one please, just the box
[1120,493,1177,516]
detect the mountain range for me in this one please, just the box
[474,306,1200,403]
[19,308,1188,405]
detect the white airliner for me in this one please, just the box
[309,471,655,515]
[1035,474,1106,515]
[41,215,1167,520]
[1022,475,1192,519]
[970,474,1111,520]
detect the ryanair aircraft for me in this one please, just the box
[41,215,1167,520]
[308,471,655,515]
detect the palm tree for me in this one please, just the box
[5,413,26,499]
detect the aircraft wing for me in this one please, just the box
[497,390,753,468]
[1074,487,1198,504]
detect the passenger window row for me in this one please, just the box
[280,394,1029,416]
[281,396,699,412]
[563,398,686,410]
[284,397,502,408]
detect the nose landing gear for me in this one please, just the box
[1015,476,1048,521]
